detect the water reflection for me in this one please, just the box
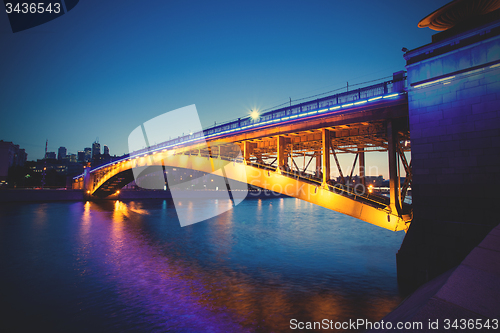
[0,198,405,332]
[90,200,251,332]
[76,201,92,268]
[33,202,48,229]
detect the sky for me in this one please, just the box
[0,0,451,176]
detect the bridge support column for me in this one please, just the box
[243,141,252,164]
[82,167,93,199]
[277,136,288,173]
[207,143,218,161]
[358,147,365,186]
[387,121,401,215]
[315,150,321,178]
[322,129,331,186]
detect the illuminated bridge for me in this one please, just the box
[73,72,412,232]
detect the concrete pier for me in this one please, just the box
[397,10,500,290]
[367,223,500,332]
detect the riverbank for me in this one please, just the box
[0,189,84,202]
[0,188,286,202]
[366,223,500,332]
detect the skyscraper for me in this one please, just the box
[45,152,56,159]
[58,146,67,161]
[77,151,85,163]
[92,141,100,157]
[103,145,109,155]
[84,148,91,162]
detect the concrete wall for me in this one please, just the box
[398,21,500,290]
[0,189,284,202]
[0,189,85,202]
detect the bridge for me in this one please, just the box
[72,0,500,293]
[73,73,412,232]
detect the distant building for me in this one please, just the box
[45,151,56,160]
[33,158,82,174]
[0,140,28,181]
[77,151,85,163]
[103,145,109,155]
[57,146,67,160]
[18,149,27,166]
[84,148,91,162]
[92,141,100,157]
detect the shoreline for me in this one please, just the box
[0,188,287,203]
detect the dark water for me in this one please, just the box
[0,198,405,332]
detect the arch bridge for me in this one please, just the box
[74,74,412,232]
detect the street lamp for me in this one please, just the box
[250,110,260,120]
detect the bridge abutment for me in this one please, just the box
[398,17,500,291]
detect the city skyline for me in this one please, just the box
[29,139,113,161]
[1,0,449,176]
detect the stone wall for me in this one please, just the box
[397,20,500,290]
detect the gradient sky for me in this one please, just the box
[0,0,450,176]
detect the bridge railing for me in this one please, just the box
[127,75,406,160]
[205,76,406,134]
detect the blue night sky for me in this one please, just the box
[0,0,450,174]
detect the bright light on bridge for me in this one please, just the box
[250,110,260,120]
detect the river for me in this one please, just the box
[0,197,406,332]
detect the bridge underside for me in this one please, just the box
[74,97,412,231]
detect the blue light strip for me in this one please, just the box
[74,91,405,179]
[383,93,399,98]
[413,76,455,88]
